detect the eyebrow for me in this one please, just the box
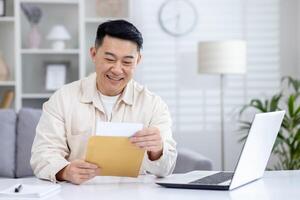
[104,52,134,59]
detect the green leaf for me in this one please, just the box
[250,99,267,112]
[288,95,295,118]
[269,94,282,111]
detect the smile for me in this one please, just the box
[106,75,124,81]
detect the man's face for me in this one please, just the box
[90,35,141,96]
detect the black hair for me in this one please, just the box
[95,19,143,51]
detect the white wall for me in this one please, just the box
[132,0,281,170]
[280,0,298,77]
[298,1,300,78]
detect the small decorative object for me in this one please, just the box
[96,0,126,18]
[0,52,9,81]
[0,0,5,16]
[0,90,14,108]
[21,3,42,49]
[45,62,68,91]
[46,25,71,50]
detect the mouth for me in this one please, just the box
[106,75,124,82]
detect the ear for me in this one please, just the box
[136,53,142,65]
[90,47,97,63]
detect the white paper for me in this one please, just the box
[96,122,143,137]
[45,64,66,91]
[0,183,61,198]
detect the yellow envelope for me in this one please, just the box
[85,136,145,177]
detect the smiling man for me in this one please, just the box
[30,20,177,185]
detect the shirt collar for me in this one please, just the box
[119,79,134,105]
[80,73,134,106]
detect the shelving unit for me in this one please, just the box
[0,81,16,86]
[21,49,80,54]
[0,0,16,109]
[0,0,131,110]
[0,16,15,22]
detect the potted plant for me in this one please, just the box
[239,76,300,170]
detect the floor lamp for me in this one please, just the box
[197,40,247,170]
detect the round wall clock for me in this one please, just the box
[158,0,198,37]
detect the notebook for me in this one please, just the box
[0,183,61,198]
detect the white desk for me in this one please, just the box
[0,170,299,200]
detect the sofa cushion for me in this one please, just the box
[173,148,212,173]
[0,109,17,178]
[16,108,42,178]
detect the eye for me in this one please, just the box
[105,58,116,62]
[123,61,133,66]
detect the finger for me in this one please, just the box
[95,168,101,176]
[131,130,159,139]
[79,173,94,179]
[133,141,161,148]
[141,145,162,152]
[130,135,159,143]
[76,168,100,176]
[133,128,158,137]
[132,131,150,137]
[76,161,98,169]
[79,173,97,181]
[77,168,97,175]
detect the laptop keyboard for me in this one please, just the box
[190,172,234,185]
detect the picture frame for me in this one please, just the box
[45,61,69,91]
[0,0,5,17]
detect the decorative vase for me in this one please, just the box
[28,24,41,49]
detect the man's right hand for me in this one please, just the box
[56,159,100,185]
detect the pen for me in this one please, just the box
[14,184,22,193]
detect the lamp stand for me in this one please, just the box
[220,74,225,170]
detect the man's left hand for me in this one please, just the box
[130,127,163,161]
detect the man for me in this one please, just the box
[31,20,177,185]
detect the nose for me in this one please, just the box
[111,61,123,74]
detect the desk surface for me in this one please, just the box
[0,170,299,200]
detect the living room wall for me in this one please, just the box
[131,0,281,170]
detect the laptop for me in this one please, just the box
[156,111,285,190]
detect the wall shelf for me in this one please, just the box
[21,49,80,54]
[85,17,129,24]
[0,81,15,86]
[0,17,15,22]
[22,93,52,99]
[19,0,78,4]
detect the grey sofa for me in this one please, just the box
[0,108,212,178]
[0,108,42,178]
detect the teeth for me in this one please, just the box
[107,75,122,81]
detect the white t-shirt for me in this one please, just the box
[98,91,120,120]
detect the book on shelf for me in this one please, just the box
[0,90,14,108]
[0,52,9,81]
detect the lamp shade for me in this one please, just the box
[47,25,71,40]
[198,40,247,74]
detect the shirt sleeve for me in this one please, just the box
[30,89,70,182]
[142,96,177,177]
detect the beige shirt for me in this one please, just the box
[30,73,177,182]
